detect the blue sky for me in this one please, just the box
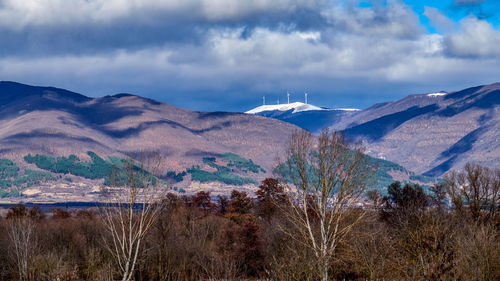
[0,0,499,111]
[405,0,499,29]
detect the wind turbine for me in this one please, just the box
[263,96,266,106]
[287,92,290,104]
[304,92,308,104]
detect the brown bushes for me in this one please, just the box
[0,172,498,280]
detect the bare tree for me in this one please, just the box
[100,153,167,281]
[445,162,500,222]
[277,129,373,281]
[7,217,38,281]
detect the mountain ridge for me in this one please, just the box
[0,82,304,201]
[0,82,437,202]
[248,82,500,176]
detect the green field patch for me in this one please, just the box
[275,152,438,194]
[221,153,265,173]
[13,169,55,188]
[202,157,231,172]
[166,171,187,183]
[24,152,112,180]
[187,166,257,186]
[0,158,20,179]
[104,158,160,188]
[0,179,12,188]
[182,153,265,185]
[0,158,57,193]
[24,152,154,186]
[0,188,19,198]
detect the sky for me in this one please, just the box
[0,0,499,112]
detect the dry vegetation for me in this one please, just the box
[0,131,498,281]
[0,164,497,280]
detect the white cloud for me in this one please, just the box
[321,0,422,38]
[0,0,323,28]
[0,0,498,111]
[424,6,455,33]
[444,17,500,57]
[0,23,494,96]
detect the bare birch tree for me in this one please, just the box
[7,217,38,281]
[445,162,500,222]
[100,152,167,281]
[277,129,373,281]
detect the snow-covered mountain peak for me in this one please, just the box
[427,92,447,97]
[245,102,324,114]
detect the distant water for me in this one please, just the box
[0,202,103,212]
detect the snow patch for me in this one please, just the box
[246,102,324,114]
[334,108,360,111]
[427,92,447,97]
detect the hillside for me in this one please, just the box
[0,81,299,166]
[0,82,302,201]
[340,84,500,176]
[0,82,441,202]
[247,83,500,176]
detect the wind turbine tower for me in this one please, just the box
[263,96,266,106]
[305,92,308,104]
[287,92,290,104]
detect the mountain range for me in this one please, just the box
[0,81,295,167]
[1,81,496,202]
[247,83,500,176]
[0,81,302,201]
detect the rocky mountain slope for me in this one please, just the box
[0,81,303,200]
[341,84,500,176]
[0,81,299,167]
[248,83,500,176]
[0,82,441,202]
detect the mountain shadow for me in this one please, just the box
[441,127,485,158]
[424,126,487,177]
[444,85,483,100]
[423,156,458,177]
[343,104,439,141]
[0,81,90,105]
[438,90,500,117]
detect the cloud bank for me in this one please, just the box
[0,0,499,111]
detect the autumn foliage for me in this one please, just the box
[0,169,499,280]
